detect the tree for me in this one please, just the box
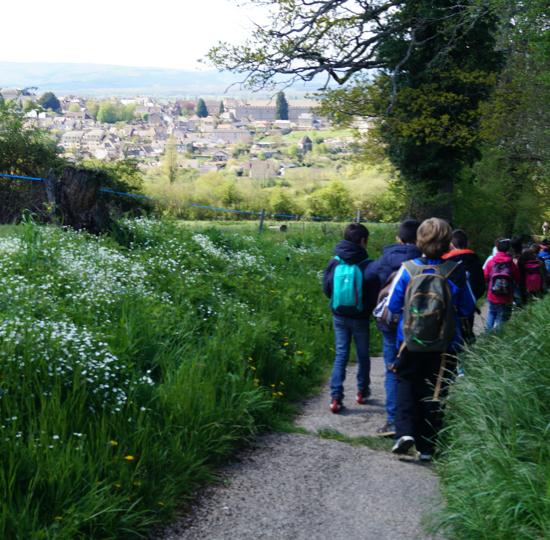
[163,136,178,184]
[86,100,99,120]
[0,102,62,176]
[68,103,81,113]
[275,91,289,120]
[454,0,550,237]
[38,92,61,112]
[218,101,225,115]
[97,102,118,124]
[308,181,353,220]
[196,98,208,118]
[209,1,503,220]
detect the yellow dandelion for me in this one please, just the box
[124,455,136,461]
[109,440,118,446]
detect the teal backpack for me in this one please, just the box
[331,256,368,316]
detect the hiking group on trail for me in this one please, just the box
[323,218,550,461]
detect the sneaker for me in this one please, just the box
[356,389,371,404]
[376,422,396,438]
[329,398,343,414]
[391,435,415,455]
[419,453,433,462]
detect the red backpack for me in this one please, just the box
[490,261,513,296]
[523,259,543,293]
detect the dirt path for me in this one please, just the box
[156,358,442,540]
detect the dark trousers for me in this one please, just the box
[395,350,448,454]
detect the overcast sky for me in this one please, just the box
[1,0,268,70]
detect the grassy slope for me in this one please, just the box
[0,220,395,539]
[435,297,550,539]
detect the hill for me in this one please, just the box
[0,62,319,98]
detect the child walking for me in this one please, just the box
[323,223,380,413]
[484,238,520,330]
[386,218,476,460]
[367,219,421,437]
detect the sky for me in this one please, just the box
[1,0,268,70]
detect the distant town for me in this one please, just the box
[0,88,370,180]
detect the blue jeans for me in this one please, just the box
[330,315,371,400]
[382,329,398,424]
[486,301,512,331]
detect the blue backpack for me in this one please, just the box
[331,256,368,316]
[539,251,550,273]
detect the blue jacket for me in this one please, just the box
[365,243,421,287]
[387,258,476,350]
[323,240,380,319]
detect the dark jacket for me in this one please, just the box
[323,240,380,319]
[365,243,421,287]
[442,249,485,300]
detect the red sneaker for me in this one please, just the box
[329,398,342,414]
[356,389,371,404]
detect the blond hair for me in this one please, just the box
[416,218,452,258]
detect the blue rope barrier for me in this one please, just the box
[0,173,44,182]
[1,172,359,223]
[99,187,151,200]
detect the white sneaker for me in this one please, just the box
[391,435,415,455]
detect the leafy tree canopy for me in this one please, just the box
[196,98,209,118]
[0,102,62,176]
[38,92,61,112]
[275,91,289,120]
[209,0,503,220]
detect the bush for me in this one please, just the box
[434,297,550,539]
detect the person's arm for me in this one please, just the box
[455,279,477,317]
[363,269,381,314]
[483,258,493,283]
[322,259,336,298]
[470,257,486,299]
[387,265,409,315]
[511,261,521,284]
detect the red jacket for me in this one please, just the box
[484,252,520,304]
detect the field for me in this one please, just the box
[0,219,395,538]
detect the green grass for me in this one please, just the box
[316,428,394,452]
[0,218,394,538]
[433,297,550,540]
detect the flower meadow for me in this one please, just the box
[0,218,393,538]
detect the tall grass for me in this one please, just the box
[0,218,393,538]
[434,297,550,540]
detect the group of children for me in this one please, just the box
[323,219,549,461]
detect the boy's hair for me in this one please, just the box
[416,218,452,258]
[344,223,369,244]
[496,238,511,252]
[451,229,468,249]
[398,219,421,244]
[510,236,523,256]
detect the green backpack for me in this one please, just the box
[402,260,458,352]
[331,256,368,316]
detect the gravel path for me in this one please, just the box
[156,358,442,540]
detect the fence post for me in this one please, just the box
[258,209,266,233]
[356,209,361,223]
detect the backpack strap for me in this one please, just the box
[403,260,459,279]
[438,260,460,279]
